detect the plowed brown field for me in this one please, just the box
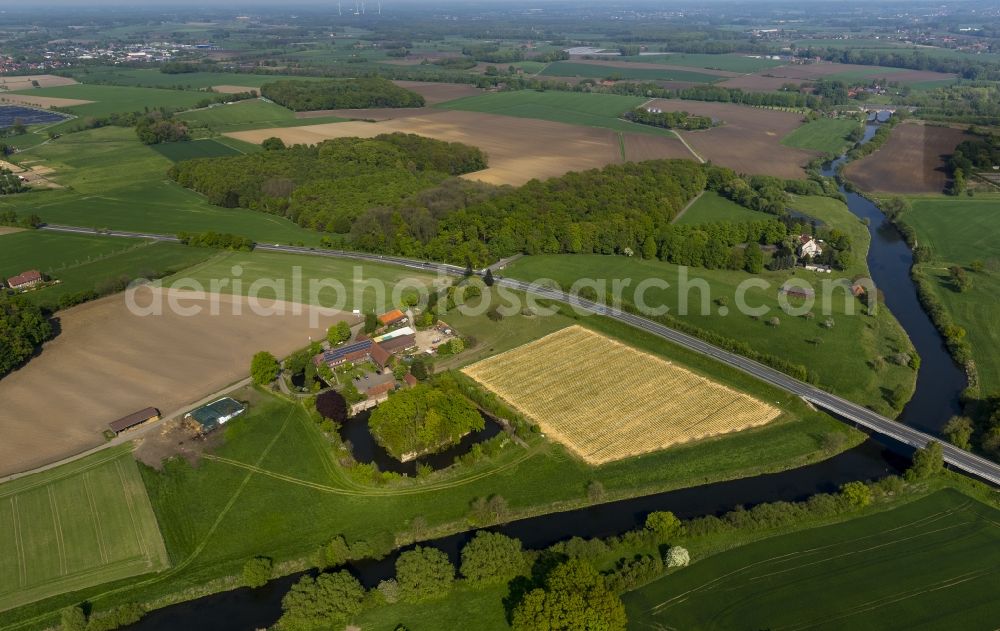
[844,122,968,194]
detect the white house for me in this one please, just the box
[797,235,824,259]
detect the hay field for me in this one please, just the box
[644,99,817,178]
[227,110,656,185]
[0,446,169,612]
[0,287,350,476]
[462,326,780,464]
[844,122,968,193]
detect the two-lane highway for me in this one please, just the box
[38,223,1000,485]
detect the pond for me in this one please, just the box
[338,409,505,475]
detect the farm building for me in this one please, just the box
[373,326,415,343]
[108,407,160,434]
[379,334,417,355]
[315,338,395,369]
[6,269,42,290]
[316,339,376,368]
[377,309,408,328]
[354,372,396,398]
[797,235,824,259]
[186,397,246,433]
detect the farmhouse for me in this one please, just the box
[377,309,408,328]
[108,407,160,434]
[797,235,824,259]
[6,269,42,290]
[316,339,376,368]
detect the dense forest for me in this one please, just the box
[950,134,1000,173]
[259,78,425,111]
[368,382,484,460]
[0,294,53,378]
[351,159,706,265]
[169,133,487,233]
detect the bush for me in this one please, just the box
[395,546,455,602]
[839,481,873,508]
[315,390,348,423]
[460,531,527,584]
[242,556,273,588]
[250,351,280,385]
[644,511,684,542]
[278,571,366,631]
[666,546,690,568]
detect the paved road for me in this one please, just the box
[38,224,1000,485]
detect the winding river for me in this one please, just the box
[822,124,967,435]
[126,123,967,630]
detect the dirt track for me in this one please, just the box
[844,122,968,194]
[0,288,350,476]
[212,84,259,94]
[644,99,817,178]
[228,109,691,185]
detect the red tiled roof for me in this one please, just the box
[366,381,394,398]
[378,309,406,325]
[404,373,418,387]
[370,342,391,368]
[7,269,41,288]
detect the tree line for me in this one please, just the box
[259,78,425,111]
[622,107,714,130]
[270,442,943,631]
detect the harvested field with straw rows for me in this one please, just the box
[462,326,781,464]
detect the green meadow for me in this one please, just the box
[782,117,860,155]
[2,127,322,245]
[437,90,671,135]
[540,60,723,83]
[67,67,309,90]
[905,196,1000,391]
[0,230,212,307]
[10,84,209,118]
[179,99,345,132]
[625,488,1000,630]
[149,138,243,161]
[619,53,785,73]
[0,446,169,613]
[676,190,770,225]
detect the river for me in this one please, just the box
[127,124,961,631]
[822,123,967,435]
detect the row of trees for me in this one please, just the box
[170,133,486,233]
[273,441,945,630]
[622,107,714,130]
[176,231,254,250]
[0,294,53,379]
[259,78,425,111]
[0,209,41,228]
